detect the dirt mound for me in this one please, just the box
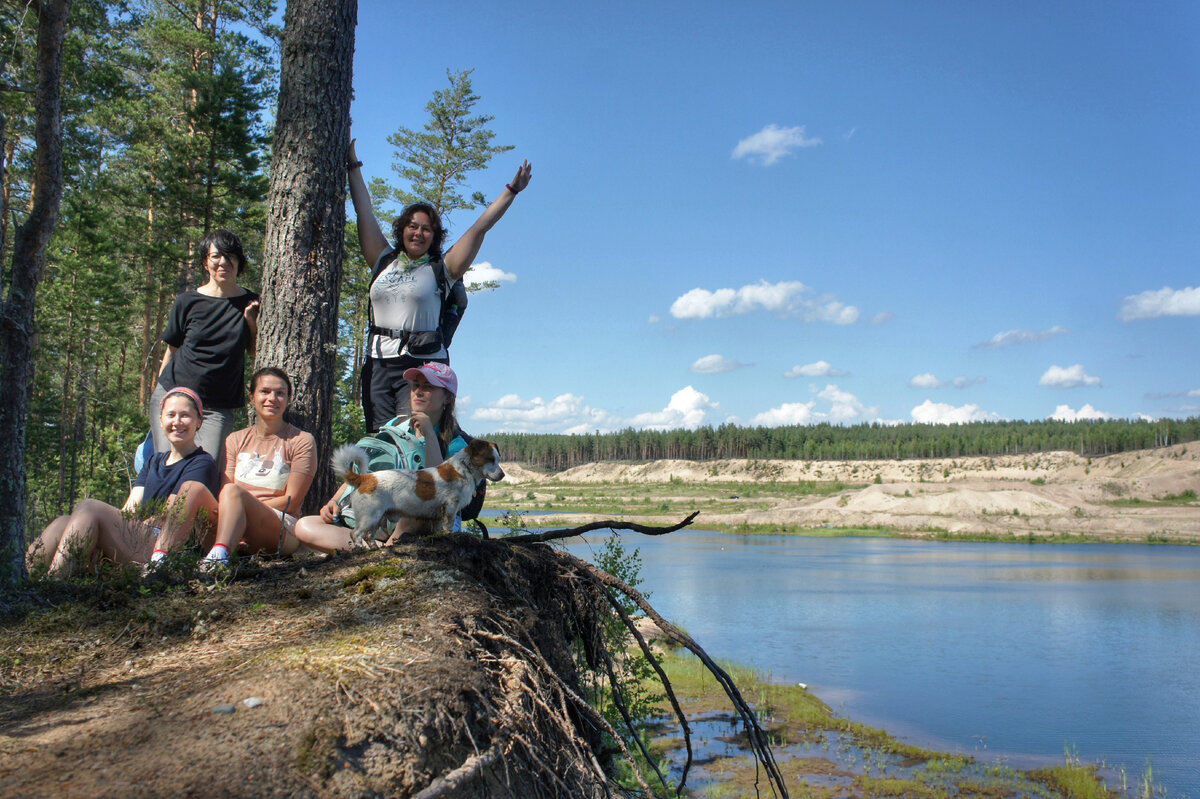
[0,537,618,798]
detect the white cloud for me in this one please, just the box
[973,325,1067,350]
[1190,389,1200,398]
[1119,286,1200,321]
[909,373,943,389]
[952,376,986,389]
[751,401,818,426]
[785,360,847,378]
[670,280,859,324]
[871,311,894,325]
[471,393,614,434]
[1039,364,1101,389]
[628,386,718,430]
[463,261,516,289]
[911,400,1005,424]
[691,354,747,374]
[1049,404,1114,422]
[648,314,661,324]
[732,124,821,166]
[819,384,878,422]
[750,384,878,426]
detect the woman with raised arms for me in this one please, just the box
[347,139,531,430]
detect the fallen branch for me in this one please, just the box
[412,743,504,799]
[505,511,699,544]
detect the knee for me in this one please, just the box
[218,482,249,509]
[174,481,216,507]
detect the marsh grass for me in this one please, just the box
[651,652,1128,798]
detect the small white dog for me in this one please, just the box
[331,439,504,545]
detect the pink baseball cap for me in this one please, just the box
[402,362,458,396]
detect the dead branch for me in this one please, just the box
[562,550,790,799]
[412,742,504,799]
[505,511,700,544]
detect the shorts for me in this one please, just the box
[270,508,297,536]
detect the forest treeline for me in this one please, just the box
[488,417,1200,471]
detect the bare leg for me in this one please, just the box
[28,515,70,570]
[48,499,151,577]
[213,484,300,557]
[152,481,219,554]
[293,515,354,555]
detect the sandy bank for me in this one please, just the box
[496,445,1200,542]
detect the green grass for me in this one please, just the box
[652,652,1123,798]
[1105,489,1197,508]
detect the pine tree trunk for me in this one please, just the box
[256,0,356,515]
[0,0,70,591]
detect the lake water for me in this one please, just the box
[560,531,1200,797]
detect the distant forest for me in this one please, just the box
[487,417,1200,470]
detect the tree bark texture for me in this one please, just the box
[257,0,356,515]
[0,0,70,590]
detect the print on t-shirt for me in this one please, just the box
[235,446,289,492]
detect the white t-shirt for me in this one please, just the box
[368,250,447,359]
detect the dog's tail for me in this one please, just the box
[331,444,373,490]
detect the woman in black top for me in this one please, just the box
[151,228,260,464]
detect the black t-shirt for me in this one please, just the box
[159,288,258,409]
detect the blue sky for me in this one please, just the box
[347,0,1199,435]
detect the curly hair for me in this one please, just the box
[391,202,446,261]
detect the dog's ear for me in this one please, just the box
[467,438,493,464]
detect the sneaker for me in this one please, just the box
[141,558,169,580]
[199,556,230,576]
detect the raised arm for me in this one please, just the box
[348,138,390,268]
[443,160,532,281]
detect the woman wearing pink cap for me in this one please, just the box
[294,362,470,551]
[29,387,221,576]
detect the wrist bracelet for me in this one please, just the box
[506,183,520,195]
[348,160,363,169]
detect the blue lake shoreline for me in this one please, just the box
[536,527,1200,797]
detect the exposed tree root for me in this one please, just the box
[501,513,789,798]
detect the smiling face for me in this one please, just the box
[160,394,201,448]
[203,244,241,286]
[250,374,290,422]
[409,373,447,417]
[401,211,435,259]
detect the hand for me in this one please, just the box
[243,299,260,325]
[348,137,360,166]
[508,160,532,194]
[319,498,339,524]
[409,411,434,438]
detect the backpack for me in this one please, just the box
[335,418,486,527]
[367,250,468,352]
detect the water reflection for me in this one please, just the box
[564,532,1200,796]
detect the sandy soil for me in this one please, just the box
[498,445,1200,542]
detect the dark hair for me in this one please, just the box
[250,366,293,399]
[196,228,248,276]
[391,203,446,261]
[437,393,459,451]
